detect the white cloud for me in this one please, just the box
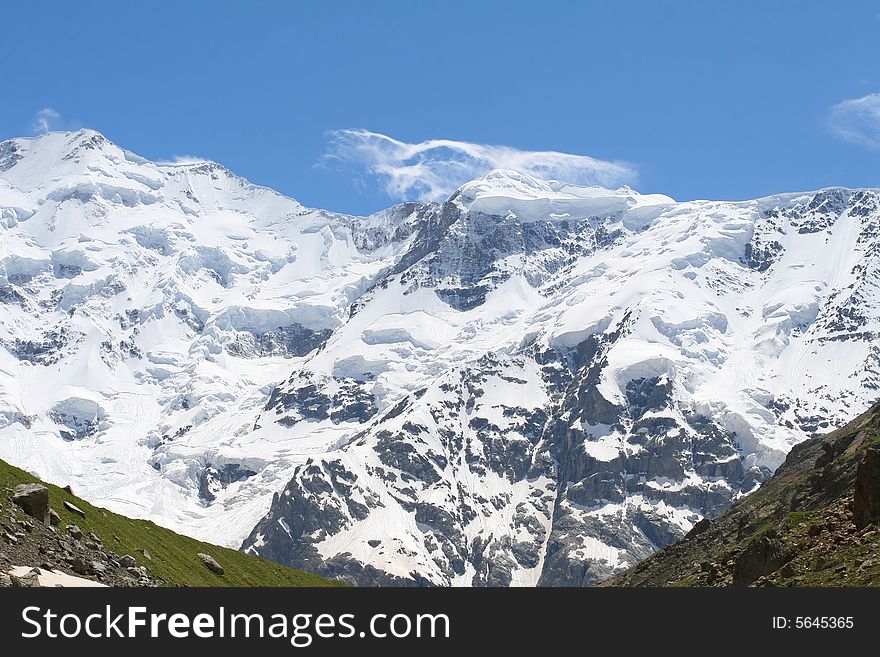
[829,92,880,148]
[155,155,209,166]
[322,129,638,202]
[32,107,61,134]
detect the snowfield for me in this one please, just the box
[2,130,878,586]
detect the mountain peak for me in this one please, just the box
[453,168,674,221]
[3,128,880,589]
[8,127,112,154]
[0,129,304,217]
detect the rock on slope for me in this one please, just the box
[605,400,880,587]
[2,131,880,587]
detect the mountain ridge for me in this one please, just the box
[2,129,879,586]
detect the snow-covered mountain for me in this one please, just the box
[0,129,418,541]
[2,130,878,586]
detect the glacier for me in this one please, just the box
[1,129,878,585]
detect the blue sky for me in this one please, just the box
[2,1,879,215]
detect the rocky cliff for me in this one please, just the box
[605,400,880,586]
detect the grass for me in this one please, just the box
[1,457,345,587]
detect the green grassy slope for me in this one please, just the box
[1,457,344,587]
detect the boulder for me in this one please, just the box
[12,483,49,521]
[66,557,94,576]
[118,554,138,568]
[688,518,712,537]
[197,553,224,575]
[48,509,61,526]
[11,568,41,587]
[63,501,86,518]
[853,447,880,529]
[732,534,787,586]
[66,524,83,540]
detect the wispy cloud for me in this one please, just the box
[321,129,638,202]
[155,155,209,166]
[32,107,61,134]
[829,92,880,148]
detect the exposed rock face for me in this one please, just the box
[4,131,880,587]
[199,464,257,503]
[224,323,332,359]
[732,533,787,586]
[243,181,880,587]
[12,484,48,522]
[853,446,880,529]
[606,402,880,587]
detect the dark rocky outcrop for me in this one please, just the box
[1,498,160,588]
[199,463,257,503]
[244,328,761,587]
[853,446,880,529]
[240,188,880,588]
[224,323,331,359]
[606,401,880,587]
[732,532,787,586]
[12,484,49,522]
